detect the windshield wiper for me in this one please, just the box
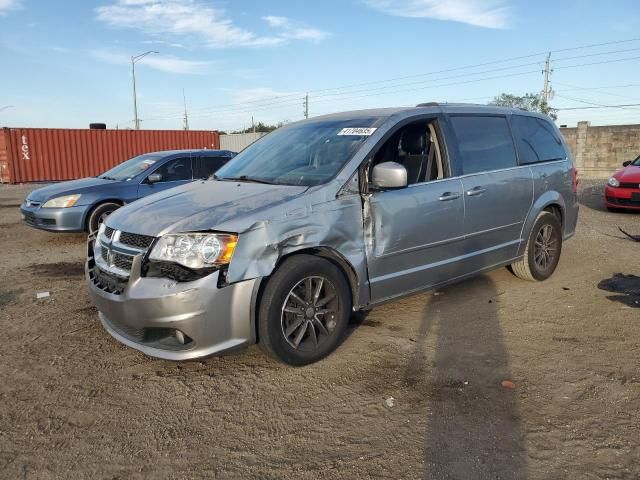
[99,175,118,181]
[217,175,278,185]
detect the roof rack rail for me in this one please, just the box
[416,102,439,107]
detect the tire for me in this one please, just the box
[510,211,563,282]
[86,202,120,233]
[258,255,352,366]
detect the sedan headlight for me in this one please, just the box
[149,233,238,269]
[42,194,81,208]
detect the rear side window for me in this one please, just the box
[511,115,566,164]
[198,156,228,179]
[153,157,193,182]
[450,116,518,175]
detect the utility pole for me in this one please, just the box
[251,115,255,134]
[182,88,190,131]
[131,50,158,130]
[303,93,309,119]
[542,52,553,103]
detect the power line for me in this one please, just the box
[555,95,640,110]
[138,44,640,125]
[147,52,640,122]
[143,37,640,120]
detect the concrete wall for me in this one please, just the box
[220,132,266,152]
[560,122,640,179]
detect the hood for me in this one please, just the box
[106,179,308,236]
[27,177,118,203]
[614,165,640,183]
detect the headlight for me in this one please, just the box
[149,233,238,269]
[608,177,620,188]
[42,194,81,208]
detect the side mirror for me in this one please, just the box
[372,161,407,189]
[622,161,632,167]
[147,173,162,184]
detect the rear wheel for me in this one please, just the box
[258,255,351,366]
[510,211,563,281]
[87,202,120,233]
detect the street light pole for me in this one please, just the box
[131,51,158,130]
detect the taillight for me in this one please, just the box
[572,167,579,194]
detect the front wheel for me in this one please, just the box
[258,255,351,366]
[510,211,563,281]
[87,202,120,233]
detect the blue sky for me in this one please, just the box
[1,0,640,131]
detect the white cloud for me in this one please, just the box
[89,49,208,74]
[0,0,21,16]
[364,0,511,29]
[96,0,283,48]
[263,15,330,42]
[142,39,186,49]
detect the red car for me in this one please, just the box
[605,155,640,212]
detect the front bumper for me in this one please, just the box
[86,239,259,360]
[605,185,640,210]
[20,203,88,232]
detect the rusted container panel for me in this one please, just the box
[0,128,220,184]
[0,130,8,183]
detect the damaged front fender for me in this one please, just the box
[224,187,370,309]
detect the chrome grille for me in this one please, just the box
[112,253,133,271]
[119,232,155,249]
[104,226,114,239]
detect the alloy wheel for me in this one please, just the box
[280,276,339,352]
[534,224,558,271]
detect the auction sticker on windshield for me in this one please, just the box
[337,128,377,136]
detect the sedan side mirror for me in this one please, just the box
[147,173,162,184]
[622,161,632,167]
[372,161,407,189]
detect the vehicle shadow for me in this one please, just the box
[578,181,608,213]
[407,275,528,479]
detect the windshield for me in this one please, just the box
[99,153,163,181]
[215,117,385,186]
[632,155,640,166]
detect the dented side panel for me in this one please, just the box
[225,187,370,307]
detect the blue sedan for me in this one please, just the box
[20,149,235,233]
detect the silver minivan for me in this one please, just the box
[86,104,579,365]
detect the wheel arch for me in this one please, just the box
[83,199,125,232]
[519,191,566,257]
[251,247,362,344]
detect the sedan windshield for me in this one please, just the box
[99,153,163,181]
[632,155,640,166]
[215,117,385,186]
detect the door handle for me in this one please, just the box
[466,186,486,197]
[439,192,461,201]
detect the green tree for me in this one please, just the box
[489,93,558,121]
[232,121,287,134]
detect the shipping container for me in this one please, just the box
[0,128,220,184]
[220,132,266,152]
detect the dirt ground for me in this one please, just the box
[0,180,638,479]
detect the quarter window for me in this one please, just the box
[511,115,566,164]
[198,156,228,179]
[450,116,518,175]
